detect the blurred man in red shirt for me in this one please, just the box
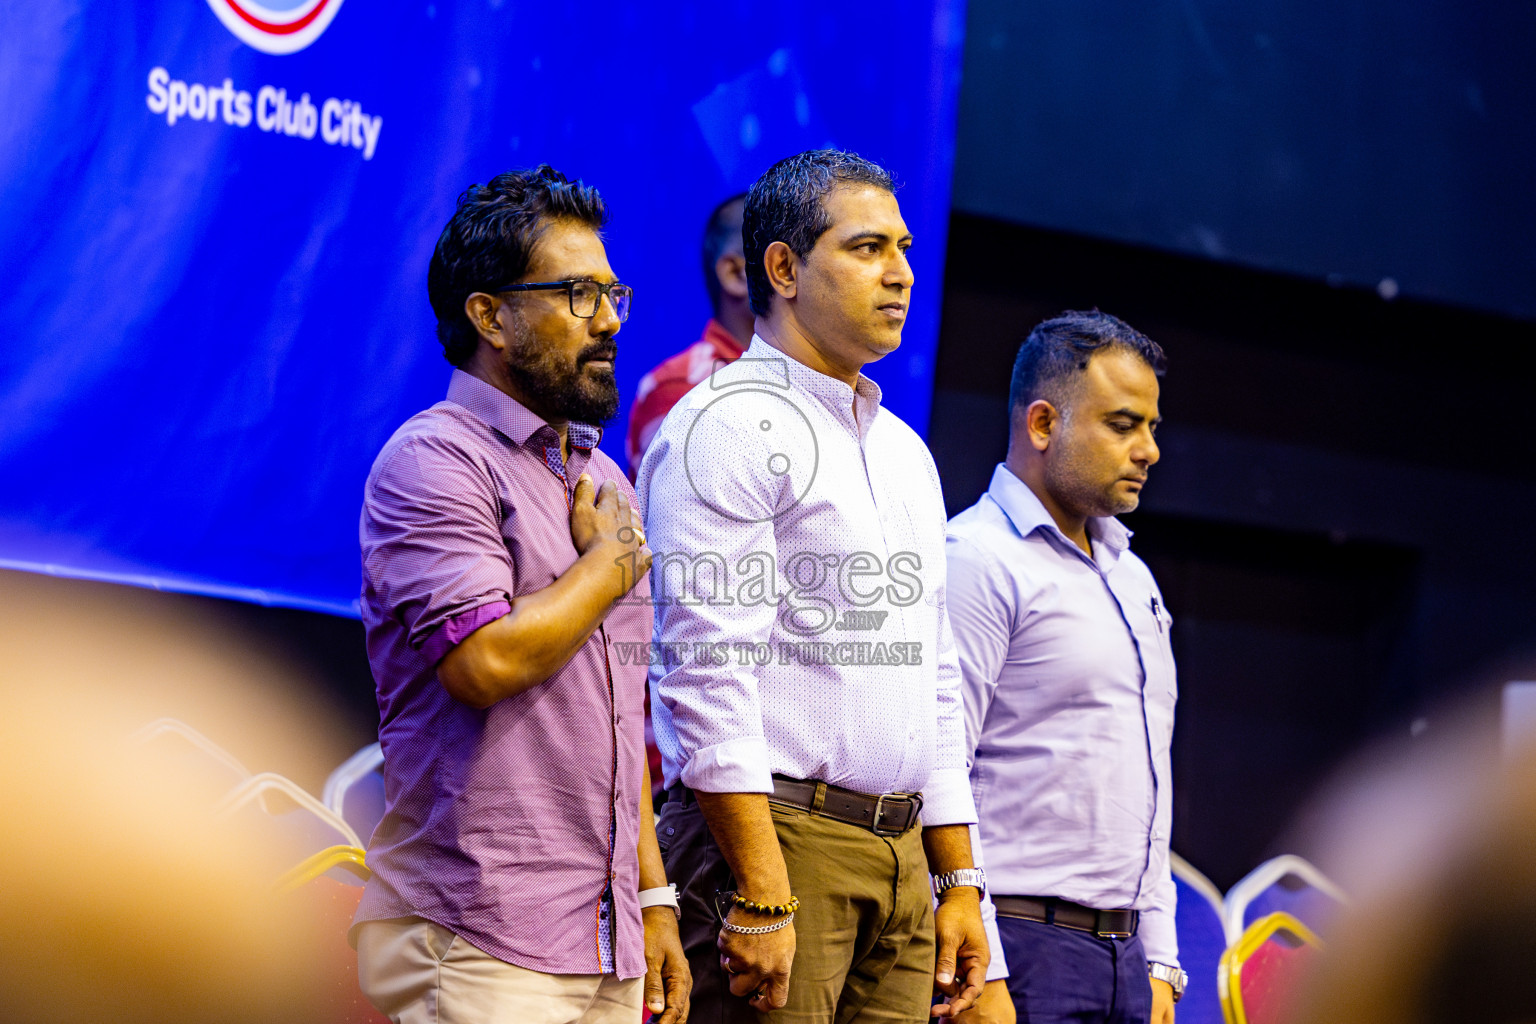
[625,194,752,479]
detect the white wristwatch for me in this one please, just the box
[931,868,987,898]
[1148,962,1187,1003]
[638,883,681,920]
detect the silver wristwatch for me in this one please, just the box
[1148,962,1187,1003]
[931,868,987,899]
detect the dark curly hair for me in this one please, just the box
[427,165,608,366]
[1008,310,1167,415]
[742,149,895,317]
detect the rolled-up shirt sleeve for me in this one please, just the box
[362,436,514,663]
[642,416,781,795]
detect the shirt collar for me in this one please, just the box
[985,463,1132,567]
[445,369,603,450]
[743,335,884,434]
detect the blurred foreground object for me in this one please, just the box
[1503,681,1536,760]
[219,770,363,852]
[279,846,390,1024]
[0,570,353,1024]
[1289,692,1536,1024]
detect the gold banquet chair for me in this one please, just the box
[278,845,387,1024]
[1218,912,1322,1024]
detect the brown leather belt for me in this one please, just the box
[768,775,923,837]
[993,895,1140,938]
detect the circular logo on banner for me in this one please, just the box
[205,0,346,55]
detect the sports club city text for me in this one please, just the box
[144,67,383,161]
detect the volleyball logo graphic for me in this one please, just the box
[205,0,346,55]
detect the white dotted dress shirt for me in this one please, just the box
[635,337,976,827]
[947,463,1179,969]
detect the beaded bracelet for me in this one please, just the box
[720,912,795,935]
[729,892,801,916]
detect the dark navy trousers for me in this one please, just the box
[997,917,1153,1024]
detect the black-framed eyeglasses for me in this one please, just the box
[495,279,633,322]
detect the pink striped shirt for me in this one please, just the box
[354,369,651,979]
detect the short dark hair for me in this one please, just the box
[427,165,608,366]
[1008,309,1167,416]
[701,194,746,315]
[742,149,896,316]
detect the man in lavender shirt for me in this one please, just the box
[353,166,690,1024]
[947,311,1182,1024]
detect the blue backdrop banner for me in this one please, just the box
[0,0,965,615]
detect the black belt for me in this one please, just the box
[768,775,923,837]
[993,895,1140,938]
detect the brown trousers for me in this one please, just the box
[658,789,936,1024]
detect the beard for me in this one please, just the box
[1043,434,1141,520]
[503,316,621,425]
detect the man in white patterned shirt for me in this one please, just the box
[636,150,993,1023]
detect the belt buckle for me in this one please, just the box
[1094,911,1134,939]
[871,793,915,836]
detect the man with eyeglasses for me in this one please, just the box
[353,166,690,1024]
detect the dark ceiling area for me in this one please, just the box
[952,0,1536,322]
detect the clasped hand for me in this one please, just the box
[716,908,795,1013]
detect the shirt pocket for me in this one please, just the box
[1151,603,1177,700]
[1135,594,1176,697]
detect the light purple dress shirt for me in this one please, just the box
[946,464,1179,969]
[354,369,652,979]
